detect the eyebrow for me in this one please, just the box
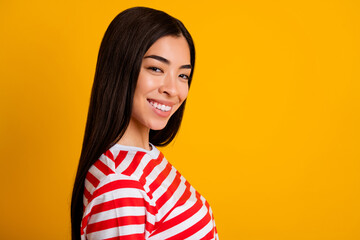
[144,55,192,69]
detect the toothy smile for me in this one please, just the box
[148,100,172,112]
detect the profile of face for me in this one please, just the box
[131,35,191,131]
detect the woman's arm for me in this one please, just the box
[82,176,150,240]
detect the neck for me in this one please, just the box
[117,118,151,150]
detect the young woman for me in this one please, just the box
[71,7,219,240]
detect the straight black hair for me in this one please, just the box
[71,7,195,240]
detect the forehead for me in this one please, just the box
[144,35,190,64]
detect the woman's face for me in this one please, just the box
[130,36,191,130]
[131,35,191,131]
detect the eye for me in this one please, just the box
[179,74,189,80]
[148,67,163,73]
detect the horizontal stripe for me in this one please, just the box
[89,180,144,203]
[87,216,146,233]
[90,198,146,218]
[104,233,144,240]
[87,224,145,239]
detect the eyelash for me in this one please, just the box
[148,67,163,73]
[148,67,189,80]
[179,74,189,80]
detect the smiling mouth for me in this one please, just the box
[147,99,172,112]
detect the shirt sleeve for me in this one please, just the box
[82,175,148,240]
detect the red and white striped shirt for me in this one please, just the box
[81,143,219,240]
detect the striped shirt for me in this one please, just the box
[81,143,219,240]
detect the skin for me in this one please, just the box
[117,35,192,150]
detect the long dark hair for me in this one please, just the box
[71,7,195,240]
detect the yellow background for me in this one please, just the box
[1,0,359,239]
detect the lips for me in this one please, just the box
[147,99,173,112]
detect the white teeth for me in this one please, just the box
[149,100,172,112]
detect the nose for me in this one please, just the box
[159,73,178,96]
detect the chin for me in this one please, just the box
[149,120,169,131]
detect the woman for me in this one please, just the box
[71,7,219,240]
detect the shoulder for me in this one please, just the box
[83,143,163,206]
[84,169,147,208]
[81,173,155,239]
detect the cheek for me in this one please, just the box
[179,84,189,102]
[135,79,149,94]
[171,85,188,114]
[136,69,158,93]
